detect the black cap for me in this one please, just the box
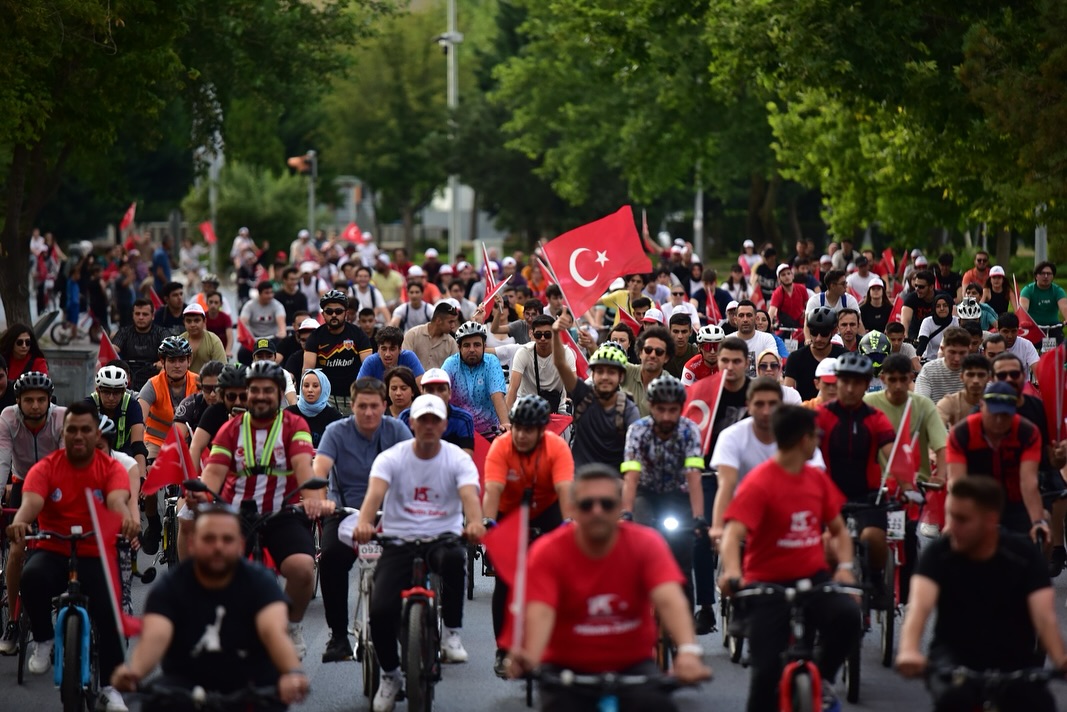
[253,337,276,355]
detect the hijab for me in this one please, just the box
[932,293,954,327]
[296,369,331,418]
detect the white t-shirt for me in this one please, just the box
[110,450,138,475]
[804,291,857,317]
[737,330,779,377]
[510,343,576,409]
[918,316,959,361]
[1008,336,1040,371]
[710,418,824,483]
[371,440,480,538]
[846,272,879,301]
[782,384,803,405]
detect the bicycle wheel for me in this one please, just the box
[362,637,380,700]
[16,607,30,684]
[50,322,74,346]
[844,642,861,703]
[86,622,100,712]
[163,513,179,570]
[880,555,896,668]
[466,543,475,601]
[61,613,83,712]
[311,522,322,599]
[790,670,814,712]
[405,602,433,712]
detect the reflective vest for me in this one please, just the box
[143,370,198,446]
[90,391,134,450]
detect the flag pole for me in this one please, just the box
[85,489,129,658]
[537,239,579,320]
[877,398,912,504]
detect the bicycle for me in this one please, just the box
[654,511,706,673]
[533,666,691,712]
[732,579,863,712]
[50,310,104,346]
[777,326,800,353]
[131,680,283,711]
[1,506,32,684]
[159,484,182,570]
[335,506,385,701]
[1036,323,1064,354]
[926,664,1065,712]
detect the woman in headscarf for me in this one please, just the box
[916,292,958,362]
[755,349,803,404]
[286,369,343,448]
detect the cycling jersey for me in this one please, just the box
[0,403,66,486]
[442,352,508,434]
[680,353,716,386]
[621,417,705,495]
[485,431,573,519]
[814,401,895,500]
[947,413,1041,506]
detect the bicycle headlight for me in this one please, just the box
[663,516,680,532]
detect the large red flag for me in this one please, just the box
[881,248,896,278]
[706,291,723,325]
[558,328,589,380]
[96,332,119,371]
[341,222,363,244]
[884,398,917,487]
[143,426,198,496]
[616,305,643,336]
[749,286,768,312]
[148,287,164,311]
[684,370,725,454]
[85,489,142,639]
[1014,307,1045,347]
[481,512,523,648]
[540,207,653,317]
[481,243,497,292]
[1037,344,1066,442]
[888,293,905,324]
[198,221,217,245]
[237,319,255,352]
[119,202,137,232]
[472,431,492,492]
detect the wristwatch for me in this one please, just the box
[836,562,857,574]
[676,643,704,657]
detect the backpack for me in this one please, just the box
[571,389,629,445]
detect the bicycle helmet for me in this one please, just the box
[509,395,551,427]
[95,365,129,390]
[454,320,488,343]
[957,297,982,321]
[202,273,220,285]
[696,324,726,344]
[858,330,891,372]
[601,340,625,352]
[587,344,629,372]
[99,414,117,438]
[13,371,54,396]
[158,336,192,359]
[834,351,874,379]
[806,306,838,330]
[646,374,687,405]
[244,361,287,391]
[320,289,348,309]
[216,365,247,390]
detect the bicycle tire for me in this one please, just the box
[466,543,475,601]
[728,626,744,665]
[845,643,861,703]
[61,613,82,712]
[163,513,179,570]
[16,609,29,684]
[405,602,432,712]
[791,670,814,712]
[880,555,896,668]
[312,522,322,600]
[362,638,380,700]
[50,322,73,346]
[86,621,100,711]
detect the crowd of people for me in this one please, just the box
[1,224,1066,712]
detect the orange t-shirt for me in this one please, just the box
[23,449,130,558]
[485,431,573,519]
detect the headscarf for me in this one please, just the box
[932,292,954,327]
[296,369,331,418]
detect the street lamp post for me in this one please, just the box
[307,150,318,237]
[439,0,463,264]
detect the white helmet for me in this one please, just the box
[957,297,982,321]
[697,323,726,344]
[454,320,488,343]
[95,365,129,390]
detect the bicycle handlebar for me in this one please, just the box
[26,528,96,542]
[133,682,282,710]
[927,665,1065,687]
[532,667,690,693]
[374,532,464,547]
[733,580,864,602]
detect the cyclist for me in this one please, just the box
[858,329,891,393]
[354,394,485,712]
[87,365,149,477]
[0,371,66,654]
[1019,260,1067,345]
[173,360,226,443]
[6,402,136,712]
[483,395,574,677]
[111,298,170,391]
[111,504,309,710]
[506,463,712,711]
[312,377,413,663]
[199,360,334,661]
[915,327,973,404]
[719,405,861,712]
[896,477,1067,712]
[179,303,227,374]
[252,338,297,406]
[443,320,511,436]
[621,374,706,606]
[398,368,476,454]
[936,353,991,428]
[814,352,897,607]
[302,290,373,412]
[681,323,725,386]
[784,306,845,402]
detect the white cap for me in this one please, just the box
[911,248,923,257]
[691,253,702,264]
[830,334,844,345]
[182,303,205,317]
[421,368,451,386]
[439,297,460,311]
[238,226,250,236]
[502,256,517,267]
[674,238,686,248]
[377,253,391,265]
[300,260,318,273]
[424,248,439,259]
[670,245,684,254]
[742,239,755,249]
[726,300,739,311]
[456,260,471,271]
[914,256,928,266]
[407,265,425,277]
[298,229,310,239]
[989,265,1005,277]
[672,302,697,317]
[868,277,884,288]
[642,308,664,324]
[820,254,832,264]
[609,277,625,291]
[298,317,319,331]
[362,231,373,241]
[410,393,447,420]
[815,357,838,382]
[438,264,454,275]
[776,263,791,277]
[847,262,858,273]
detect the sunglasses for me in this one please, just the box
[914,283,929,290]
[576,497,619,513]
[975,258,988,264]
[15,339,31,346]
[642,346,666,357]
[532,331,553,341]
[700,343,718,352]
[994,370,1022,381]
[809,329,833,338]
[224,391,249,402]
[323,308,345,316]
[758,362,781,372]
[672,291,686,297]
[200,384,218,394]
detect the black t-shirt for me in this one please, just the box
[154,305,186,337]
[283,350,305,384]
[935,270,962,299]
[303,324,373,397]
[112,324,169,391]
[754,263,777,300]
[285,404,343,449]
[174,393,209,433]
[568,380,640,470]
[903,292,935,340]
[706,380,750,457]
[146,559,288,691]
[275,289,308,326]
[784,344,847,401]
[918,532,1048,670]
[0,384,15,411]
[275,334,303,365]
[1017,395,1054,473]
[195,402,236,439]
[859,301,892,334]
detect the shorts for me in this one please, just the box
[252,509,315,565]
[845,500,888,532]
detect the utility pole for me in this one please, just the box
[440,0,463,264]
[307,150,318,237]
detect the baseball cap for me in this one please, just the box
[502,256,517,267]
[238,227,250,236]
[742,239,755,249]
[914,256,929,267]
[410,393,447,420]
[362,231,373,242]
[407,265,425,277]
[691,253,702,264]
[868,276,885,289]
[989,265,1005,277]
[820,254,833,264]
[831,334,844,346]
[815,357,838,382]
[439,297,460,311]
[642,308,664,324]
[847,262,858,273]
[456,261,471,271]
[776,263,792,277]
[182,303,205,317]
[253,337,276,355]
[298,229,310,239]
[439,264,454,275]
[421,368,451,386]
[609,277,625,291]
[300,261,318,273]
[298,318,319,331]
[377,254,391,265]
[670,245,684,255]
[983,382,1017,414]
[424,248,439,259]
[726,300,739,311]
[911,248,923,258]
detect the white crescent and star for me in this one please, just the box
[569,248,610,288]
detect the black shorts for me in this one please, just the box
[845,500,888,532]
[255,509,315,565]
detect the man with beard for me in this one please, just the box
[619,324,674,418]
[154,281,187,336]
[274,266,309,326]
[110,505,310,707]
[303,291,373,412]
[403,301,461,371]
[732,301,778,377]
[506,314,573,413]
[442,321,511,435]
[113,298,170,391]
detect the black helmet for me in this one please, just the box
[244,361,286,392]
[14,371,54,396]
[807,306,837,330]
[646,374,687,405]
[158,336,192,359]
[320,290,348,309]
[216,365,247,390]
[509,395,551,427]
[835,351,874,379]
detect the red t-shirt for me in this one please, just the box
[681,353,717,386]
[725,459,845,583]
[770,284,809,327]
[22,449,130,557]
[526,522,684,672]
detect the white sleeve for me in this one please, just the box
[451,445,481,492]
[370,445,396,484]
[710,424,743,471]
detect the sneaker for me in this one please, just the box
[28,639,53,674]
[322,632,353,663]
[373,670,403,712]
[288,622,307,661]
[493,649,508,679]
[0,623,18,655]
[141,518,162,556]
[1050,546,1067,578]
[101,686,129,712]
[821,682,842,712]
[441,629,468,663]
[695,605,717,635]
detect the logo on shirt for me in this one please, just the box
[779,510,822,549]
[573,593,639,636]
[413,486,431,502]
[586,594,628,617]
[50,488,63,502]
[192,605,226,656]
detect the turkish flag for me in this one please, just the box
[1015,307,1045,346]
[888,293,904,324]
[897,251,909,280]
[143,426,198,496]
[482,511,525,648]
[342,222,363,244]
[84,489,142,639]
[885,398,919,487]
[96,332,119,371]
[706,291,723,325]
[237,319,255,352]
[472,431,491,492]
[684,370,724,454]
[148,287,164,311]
[198,221,217,245]
[559,328,589,380]
[540,207,652,317]
[546,414,572,437]
[1037,344,1066,442]
[479,274,512,310]
[481,243,497,292]
[881,248,896,277]
[616,305,643,336]
[119,202,137,232]
[749,286,767,312]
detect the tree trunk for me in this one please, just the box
[1,145,32,328]
[746,173,766,245]
[995,227,1011,271]
[468,189,478,244]
[401,204,415,256]
[787,192,803,243]
[759,174,781,251]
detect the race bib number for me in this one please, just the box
[785,338,798,353]
[887,510,906,542]
[358,542,383,561]
[1042,337,1057,352]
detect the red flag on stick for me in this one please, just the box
[616,305,643,337]
[119,202,137,232]
[198,221,217,245]
[478,274,513,311]
[481,243,497,292]
[472,431,492,493]
[881,248,896,278]
[142,426,198,496]
[481,497,533,650]
[342,222,363,244]
[148,287,164,311]
[749,286,767,312]
[237,320,255,352]
[887,294,905,324]
[85,489,142,639]
[684,371,725,454]
[559,328,589,380]
[883,398,917,488]
[1037,344,1066,442]
[96,332,119,371]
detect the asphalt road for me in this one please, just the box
[4,549,1067,712]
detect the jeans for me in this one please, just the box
[318,514,358,635]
